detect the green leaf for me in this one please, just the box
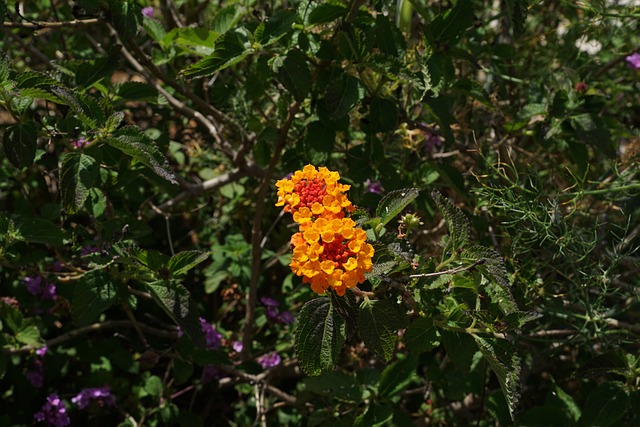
[276,49,311,101]
[324,73,364,120]
[505,0,529,38]
[374,14,405,56]
[14,217,66,245]
[258,10,296,46]
[167,250,209,277]
[307,2,347,25]
[114,81,159,101]
[303,371,362,402]
[474,336,521,421]
[440,330,476,371]
[378,354,419,397]
[578,382,629,427]
[146,281,207,348]
[0,51,8,84]
[50,85,103,129]
[295,297,346,376]
[303,121,335,165]
[104,111,124,134]
[357,299,407,362]
[143,16,166,42]
[164,27,219,56]
[462,245,510,289]
[180,31,251,78]
[368,97,398,132]
[3,122,37,169]
[353,403,394,427]
[502,310,542,330]
[432,190,470,252]
[106,126,177,184]
[72,270,118,326]
[209,5,241,33]
[330,290,358,339]
[144,375,164,398]
[75,46,122,88]
[575,350,632,378]
[60,153,99,214]
[404,316,440,354]
[15,324,42,346]
[109,0,142,39]
[426,0,474,46]
[376,188,419,227]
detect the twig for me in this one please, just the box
[6,320,179,355]
[241,101,301,360]
[3,18,107,29]
[405,259,485,279]
[219,366,299,407]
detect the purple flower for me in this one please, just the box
[27,359,44,388]
[232,341,243,353]
[257,352,281,369]
[278,311,295,324]
[575,81,588,93]
[71,387,116,410]
[266,306,280,321]
[79,245,100,256]
[260,296,279,307]
[36,345,48,357]
[24,276,57,300]
[72,137,87,148]
[34,394,70,427]
[200,318,222,350]
[141,6,155,18]
[364,179,384,195]
[626,52,640,70]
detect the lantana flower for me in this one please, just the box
[34,394,70,427]
[275,165,354,223]
[290,217,374,296]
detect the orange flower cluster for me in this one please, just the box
[276,165,374,296]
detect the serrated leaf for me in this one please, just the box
[180,31,251,78]
[378,354,419,397]
[330,291,358,339]
[75,45,121,88]
[426,0,474,46]
[258,10,296,46]
[324,73,364,120]
[113,81,158,101]
[578,382,629,427]
[502,310,542,330]
[376,188,419,227]
[0,50,8,83]
[462,245,510,289]
[404,316,440,353]
[106,126,177,184]
[60,153,99,214]
[14,217,66,245]
[143,16,166,42]
[110,0,142,39]
[295,297,345,376]
[575,350,632,379]
[432,190,470,252]
[307,2,347,25]
[15,324,42,346]
[474,336,521,421]
[146,281,206,348]
[357,299,407,362]
[50,85,101,129]
[3,122,37,168]
[167,250,209,277]
[72,270,118,326]
[277,49,311,102]
[16,71,61,90]
[440,330,476,371]
[303,121,335,164]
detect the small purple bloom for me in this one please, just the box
[72,387,116,410]
[36,345,48,357]
[27,360,44,388]
[364,179,384,195]
[24,276,57,300]
[278,311,295,324]
[79,245,100,256]
[626,52,640,70]
[257,352,281,369]
[200,318,222,350]
[266,306,280,321]
[260,296,279,307]
[34,394,70,427]
[141,6,155,18]
[232,341,243,353]
[72,137,87,148]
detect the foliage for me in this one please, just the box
[1,0,639,425]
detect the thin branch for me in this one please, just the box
[6,320,180,355]
[241,101,301,360]
[405,259,485,279]
[218,366,299,408]
[3,18,107,29]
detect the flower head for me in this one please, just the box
[72,387,115,410]
[626,52,640,70]
[364,179,384,195]
[141,6,155,18]
[278,311,295,324]
[276,165,354,223]
[290,217,374,296]
[257,352,281,369]
[34,394,70,427]
[24,276,57,300]
[200,318,222,350]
